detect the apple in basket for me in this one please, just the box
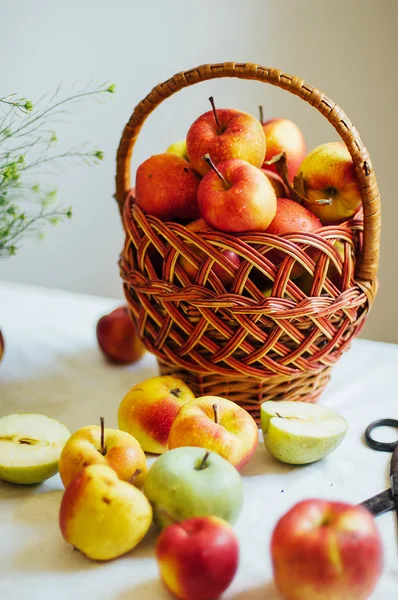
[271,499,383,600]
[197,155,277,233]
[262,168,291,198]
[168,396,258,470]
[135,153,201,221]
[59,417,147,489]
[179,218,241,287]
[166,139,189,161]
[118,375,195,454]
[186,97,266,176]
[265,197,322,279]
[156,516,239,600]
[96,306,146,364]
[296,141,362,224]
[59,464,152,561]
[259,110,306,184]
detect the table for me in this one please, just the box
[1,281,398,599]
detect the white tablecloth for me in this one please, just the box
[1,282,397,600]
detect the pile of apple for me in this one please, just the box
[132,98,362,290]
[0,373,383,600]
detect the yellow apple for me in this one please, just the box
[166,139,189,161]
[118,375,195,454]
[168,396,258,470]
[59,418,146,489]
[59,464,152,561]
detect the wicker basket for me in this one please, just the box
[115,62,380,424]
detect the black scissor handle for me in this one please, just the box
[365,419,398,452]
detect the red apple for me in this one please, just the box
[135,154,201,221]
[156,516,239,600]
[168,395,258,471]
[187,99,266,176]
[197,157,276,233]
[266,198,322,278]
[297,142,362,225]
[261,117,306,183]
[271,499,383,600]
[179,218,241,287]
[96,306,145,364]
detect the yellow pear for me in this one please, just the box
[59,464,152,560]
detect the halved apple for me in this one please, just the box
[0,413,71,484]
[261,401,347,465]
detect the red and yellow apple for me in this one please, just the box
[297,142,362,224]
[187,103,266,176]
[135,153,201,221]
[271,499,383,600]
[179,218,241,286]
[261,118,306,183]
[266,198,322,278]
[118,375,195,454]
[156,516,239,600]
[168,395,258,470]
[96,306,146,365]
[197,158,277,233]
[59,464,152,561]
[59,418,147,489]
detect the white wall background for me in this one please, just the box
[0,0,397,342]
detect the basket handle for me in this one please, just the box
[115,62,380,290]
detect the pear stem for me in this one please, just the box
[129,468,142,484]
[209,96,222,135]
[202,154,231,190]
[197,450,210,470]
[100,416,106,455]
[259,105,264,124]
[213,403,219,424]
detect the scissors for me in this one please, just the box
[360,418,398,517]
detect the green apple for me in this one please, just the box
[166,139,189,161]
[0,413,71,484]
[144,447,243,529]
[261,401,348,465]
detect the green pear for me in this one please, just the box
[0,413,71,484]
[261,401,348,465]
[166,139,189,161]
[144,447,243,529]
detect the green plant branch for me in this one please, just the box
[0,81,115,257]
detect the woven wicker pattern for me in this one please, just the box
[115,63,380,421]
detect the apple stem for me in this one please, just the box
[213,403,218,424]
[197,450,210,470]
[259,105,264,124]
[202,154,231,190]
[209,96,222,135]
[100,416,106,456]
